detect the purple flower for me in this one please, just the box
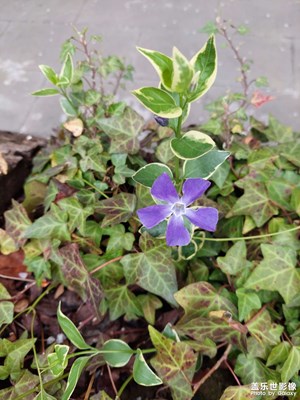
[137,173,218,246]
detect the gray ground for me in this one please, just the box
[0,0,299,137]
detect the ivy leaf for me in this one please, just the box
[4,200,32,247]
[227,182,279,227]
[234,353,280,384]
[174,282,237,322]
[0,229,18,255]
[247,309,283,347]
[104,285,143,321]
[281,346,300,382]
[121,234,178,306]
[95,193,136,227]
[103,224,135,252]
[245,244,300,305]
[97,107,143,154]
[58,197,93,232]
[219,385,253,400]
[263,114,295,143]
[266,341,291,367]
[138,294,163,325]
[149,326,196,400]
[217,241,251,276]
[58,243,103,315]
[0,283,14,326]
[236,288,261,322]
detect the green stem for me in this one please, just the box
[117,374,133,399]
[201,226,300,242]
[82,178,109,199]
[174,96,186,183]
[31,310,44,394]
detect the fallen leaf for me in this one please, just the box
[63,118,84,137]
[0,152,8,175]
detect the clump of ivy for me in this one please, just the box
[0,21,300,400]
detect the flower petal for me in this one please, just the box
[185,207,218,232]
[137,204,172,229]
[166,215,191,246]
[181,178,211,206]
[151,173,179,204]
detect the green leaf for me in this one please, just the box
[138,294,163,325]
[291,187,300,215]
[98,107,143,154]
[219,385,253,400]
[174,282,237,322]
[105,285,143,321]
[57,302,92,350]
[24,256,51,285]
[4,200,32,247]
[281,346,300,382]
[102,339,133,367]
[58,244,103,314]
[227,182,279,227]
[247,309,283,346]
[149,326,196,400]
[189,35,217,101]
[34,389,57,400]
[0,283,14,326]
[266,341,291,367]
[133,163,173,187]
[47,344,69,377]
[183,150,230,178]
[171,47,193,93]
[133,349,162,386]
[236,289,261,322]
[235,353,280,384]
[217,241,251,276]
[60,97,77,116]
[32,88,60,96]
[61,356,90,400]
[39,64,58,85]
[59,53,73,84]
[0,229,17,255]
[95,193,136,227]
[132,87,182,118]
[137,47,173,89]
[200,21,218,35]
[121,234,178,306]
[263,114,295,143]
[58,197,93,232]
[170,130,215,160]
[79,147,106,174]
[103,224,135,252]
[245,244,300,305]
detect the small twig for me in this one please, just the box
[84,371,96,400]
[245,303,268,326]
[0,273,35,283]
[225,359,241,385]
[90,255,124,275]
[193,344,232,395]
[113,70,124,96]
[107,364,118,398]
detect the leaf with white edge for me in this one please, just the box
[245,244,300,305]
[58,197,93,232]
[39,65,58,85]
[184,149,230,178]
[98,107,143,154]
[266,341,291,367]
[133,349,162,386]
[0,283,14,326]
[174,282,237,322]
[189,35,217,102]
[61,356,90,400]
[133,163,173,187]
[58,244,103,315]
[236,288,261,322]
[219,385,253,400]
[137,47,173,89]
[217,241,251,276]
[59,53,73,84]
[4,200,32,247]
[57,303,92,350]
[0,229,17,255]
[171,130,215,160]
[149,326,196,400]
[132,87,182,118]
[47,344,69,377]
[102,339,133,367]
[32,88,60,96]
[60,97,77,116]
[171,47,193,93]
[121,233,178,306]
[281,346,300,382]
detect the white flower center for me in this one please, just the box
[172,202,186,216]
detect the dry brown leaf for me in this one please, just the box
[0,152,8,175]
[63,118,84,137]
